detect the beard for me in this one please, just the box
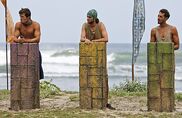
[88,20,94,24]
[87,18,95,24]
[158,20,162,24]
[22,20,32,26]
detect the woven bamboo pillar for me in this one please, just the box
[10,43,40,110]
[79,42,108,109]
[147,42,175,112]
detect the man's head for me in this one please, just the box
[87,9,99,24]
[158,9,170,24]
[19,8,32,25]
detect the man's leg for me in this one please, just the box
[106,75,115,110]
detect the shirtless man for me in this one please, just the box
[14,8,40,43]
[13,8,44,79]
[150,9,179,50]
[80,9,108,43]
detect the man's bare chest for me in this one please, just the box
[157,28,171,38]
[20,26,35,36]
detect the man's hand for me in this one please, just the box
[14,38,24,43]
[19,38,25,43]
[85,39,92,44]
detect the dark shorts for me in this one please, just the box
[39,51,44,79]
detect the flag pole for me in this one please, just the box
[132,64,134,81]
[5,0,9,90]
[132,0,135,82]
[132,0,145,82]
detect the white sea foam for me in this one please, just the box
[0,43,182,91]
[0,50,10,66]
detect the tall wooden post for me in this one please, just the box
[10,43,40,110]
[147,42,175,112]
[79,42,108,109]
[4,0,9,90]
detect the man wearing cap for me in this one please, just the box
[80,9,108,43]
[80,9,115,110]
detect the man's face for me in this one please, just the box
[87,16,94,24]
[20,13,30,25]
[158,12,167,24]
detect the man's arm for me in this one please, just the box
[13,22,22,43]
[150,28,156,42]
[80,23,86,42]
[23,22,41,43]
[80,23,91,43]
[172,26,179,50]
[92,22,108,42]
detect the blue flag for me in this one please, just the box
[132,0,145,64]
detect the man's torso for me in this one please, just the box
[155,25,173,42]
[85,22,103,40]
[18,21,37,39]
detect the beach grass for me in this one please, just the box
[110,80,147,97]
[0,89,9,100]
[176,92,182,101]
[40,80,62,99]
[0,106,182,118]
[0,108,100,118]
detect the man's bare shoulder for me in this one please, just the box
[15,22,21,27]
[82,22,87,26]
[98,22,104,26]
[170,25,177,30]
[32,21,40,27]
[167,25,178,34]
[151,28,155,32]
[151,25,158,30]
[98,22,106,30]
[81,22,88,30]
[151,26,158,34]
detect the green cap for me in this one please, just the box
[87,9,97,19]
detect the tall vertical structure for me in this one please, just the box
[79,42,108,109]
[132,0,145,80]
[10,43,40,110]
[147,43,175,112]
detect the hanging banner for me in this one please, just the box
[132,0,145,64]
[1,0,14,42]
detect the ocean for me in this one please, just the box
[0,43,182,92]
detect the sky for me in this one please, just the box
[0,0,182,43]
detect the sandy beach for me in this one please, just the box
[0,91,182,118]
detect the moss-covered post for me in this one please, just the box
[147,42,175,112]
[10,43,40,110]
[79,42,108,109]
